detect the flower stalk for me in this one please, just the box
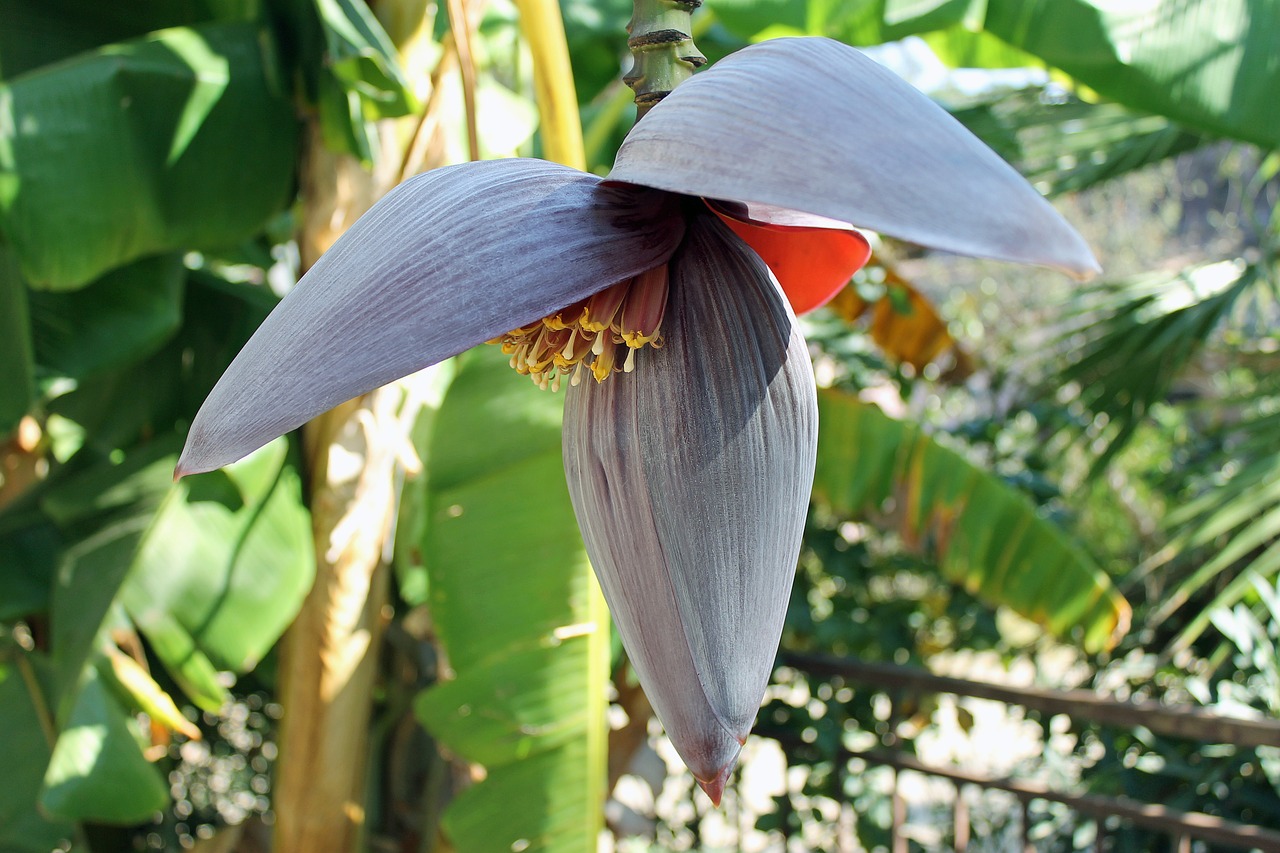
[624,0,706,117]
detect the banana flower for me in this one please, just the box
[177,38,1096,803]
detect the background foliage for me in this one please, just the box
[1,0,1276,851]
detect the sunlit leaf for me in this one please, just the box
[123,438,313,673]
[310,0,418,162]
[981,0,1277,147]
[40,661,168,823]
[103,650,202,740]
[813,391,1130,653]
[416,347,607,852]
[0,22,297,289]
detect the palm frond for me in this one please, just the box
[1053,260,1256,473]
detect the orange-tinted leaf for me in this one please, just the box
[829,257,973,378]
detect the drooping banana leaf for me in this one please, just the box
[813,390,1130,653]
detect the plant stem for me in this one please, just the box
[516,0,586,169]
[625,0,705,119]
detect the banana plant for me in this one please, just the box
[177,0,1106,805]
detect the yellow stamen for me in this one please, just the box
[487,263,670,390]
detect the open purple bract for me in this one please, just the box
[178,38,1096,802]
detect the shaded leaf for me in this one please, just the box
[0,245,34,433]
[0,0,253,79]
[42,434,310,701]
[813,391,1130,653]
[29,254,186,379]
[44,441,176,693]
[0,653,74,852]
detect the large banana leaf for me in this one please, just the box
[0,0,254,78]
[980,0,1278,148]
[41,435,312,696]
[39,660,171,823]
[415,348,607,853]
[0,22,298,289]
[0,431,312,822]
[28,254,187,381]
[813,390,1130,653]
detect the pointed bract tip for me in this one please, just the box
[695,761,736,807]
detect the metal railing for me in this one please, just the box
[763,652,1280,852]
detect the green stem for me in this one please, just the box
[625,0,706,119]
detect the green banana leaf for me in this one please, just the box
[0,22,298,289]
[41,435,312,695]
[813,390,1130,653]
[415,347,608,853]
[0,0,255,79]
[0,652,75,851]
[39,660,170,823]
[981,0,1278,148]
[28,254,187,381]
[3,434,312,821]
